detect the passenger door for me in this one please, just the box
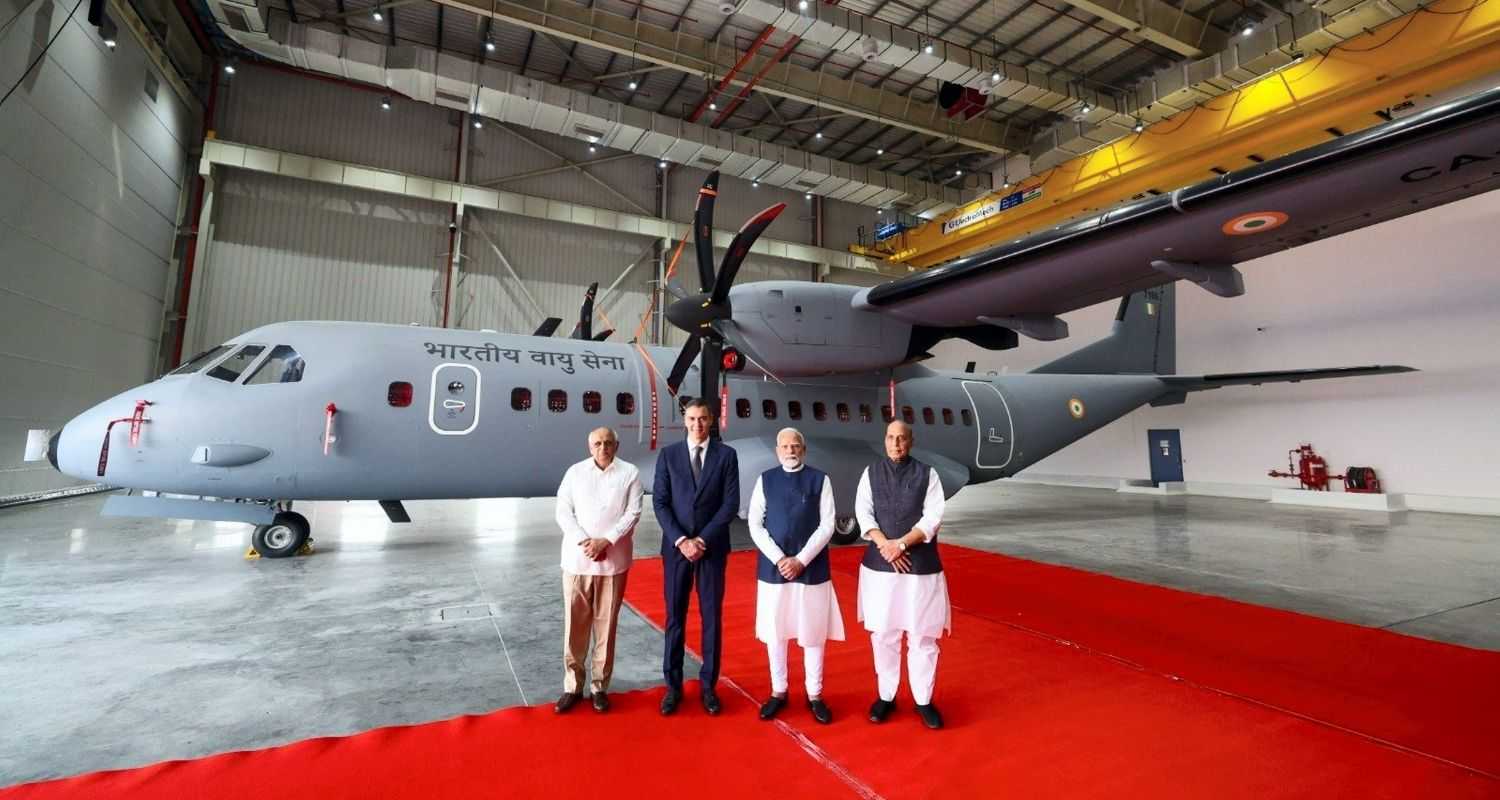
[960,380,1014,469]
[429,364,480,435]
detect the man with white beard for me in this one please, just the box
[746,427,844,724]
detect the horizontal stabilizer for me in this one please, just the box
[1163,365,1415,391]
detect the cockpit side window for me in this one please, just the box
[207,345,265,382]
[244,345,305,385]
[168,345,233,376]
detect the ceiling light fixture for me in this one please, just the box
[659,160,668,168]
[798,0,808,9]
[709,101,717,110]
[628,80,638,90]
[1132,118,1144,132]
[1079,102,1092,114]
[224,62,237,75]
[372,8,383,22]
[381,96,392,110]
[876,148,884,155]
[815,130,823,139]
[484,37,496,52]
[473,118,483,129]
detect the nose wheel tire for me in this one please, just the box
[831,515,860,546]
[252,511,310,558]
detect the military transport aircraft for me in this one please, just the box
[27,83,1500,557]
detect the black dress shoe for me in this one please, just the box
[758,695,787,720]
[554,692,581,714]
[808,698,833,725]
[915,703,944,730]
[868,698,895,723]
[660,688,681,716]
[701,688,722,716]
[592,692,610,713]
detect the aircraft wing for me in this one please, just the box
[1151,365,1416,406]
[857,86,1500,329]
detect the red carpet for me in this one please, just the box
[6,545,1498,799]
[0,689,861,799]
[624,546,1500,799]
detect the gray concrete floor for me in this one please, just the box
[1,482,1497,786]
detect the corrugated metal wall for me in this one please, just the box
[217,64,460,181]
[468,125,657,217]
[191,171,452,349]
[0,2,191,498]
[461,208,657,339]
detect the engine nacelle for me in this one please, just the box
[725,282,912,377]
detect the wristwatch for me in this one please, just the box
[897,541,907,552]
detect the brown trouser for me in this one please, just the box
[562,571,629,694]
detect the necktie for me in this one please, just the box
[692,445,704,484]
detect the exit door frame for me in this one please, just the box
[960,380,1015,470]
[429,363,482,436]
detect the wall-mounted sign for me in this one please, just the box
[941,186,1043,235]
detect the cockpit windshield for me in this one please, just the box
[244,345,305,384]
[207,345,265,382]
[167,345,233,376]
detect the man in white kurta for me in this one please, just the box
[747,427,844,724]
[856,420,950,730]
[554,426,642,714]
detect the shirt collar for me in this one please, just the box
[780,462,804,473]
[590,458,616,473]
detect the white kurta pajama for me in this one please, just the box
[855,464,949,705]
[747,465,845,696]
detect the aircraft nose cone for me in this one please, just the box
[47,428,61,470]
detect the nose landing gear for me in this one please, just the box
[251,511,311,558]
[832,515,861,546]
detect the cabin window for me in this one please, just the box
[901,406,915,424]
[169,344,232,376]
[207,345,264,382]
[859,404,873,423]
[616,392,634,414]
[961,409,973,427]
[763,399,778,419]
[244,345,304,385]
[881,405,894,423]
[922,407,935,425]
[788,401,802,420]
[583,391,602,414]
[942,408,954,425]
[512,388,532,411]
[387,382,413,407]
[836,403,850,422]
[548,389,567,413]
[736,398,751,418]
[813,401,828,421]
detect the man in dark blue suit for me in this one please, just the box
[653,398,740,716]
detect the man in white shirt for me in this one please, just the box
[855,420,950,730]
[554,426,643,714]
[747,427,844,724]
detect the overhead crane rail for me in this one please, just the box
[862,0,1500,269]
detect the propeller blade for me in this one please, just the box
[693,172,720,293]
[666,335,701,395]
[570,282,598,340]
[711,202,785,305]
[532,317,563,337]
[700,337,722,432]
[591,328,614,342]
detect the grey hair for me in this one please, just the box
[886,420,914,439]
[589,426,618,444]
[776,427,805,446]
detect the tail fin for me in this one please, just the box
[1032,283,1175,375]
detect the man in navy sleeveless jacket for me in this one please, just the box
[747,428,845,724]
[856,420,950,730]
[653,398,740,716]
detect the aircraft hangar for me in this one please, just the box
[2,0,1499,792]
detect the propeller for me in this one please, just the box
[663,171,786,422]
[569,282,599,340]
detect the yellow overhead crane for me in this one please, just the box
[861,0,1500,269]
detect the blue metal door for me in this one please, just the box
[1147,429,1183,484]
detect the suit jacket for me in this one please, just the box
[653,438,739,560]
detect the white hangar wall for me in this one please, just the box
[0,1,193,498]
[193,64,890,355]
[929,188,1500,506]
